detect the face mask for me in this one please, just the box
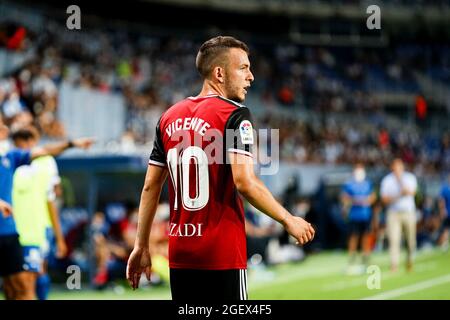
[354,168,366,182]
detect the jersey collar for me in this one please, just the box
[187,94,219,101]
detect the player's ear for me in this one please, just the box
[213,66,225,84]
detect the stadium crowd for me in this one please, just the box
[1,20,449,175]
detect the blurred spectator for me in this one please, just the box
[91,204,137,288]
[341,163,376,273]
[417,196,441,249]
[381,158,418,272]
[91,201,170,288]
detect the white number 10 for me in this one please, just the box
[167,146,209,211]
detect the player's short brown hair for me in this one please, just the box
[196,36,249,78]
[11,125,40,142]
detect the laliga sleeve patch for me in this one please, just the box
[239,120,254,145]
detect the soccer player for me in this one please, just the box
[341,163,376,273]
[438,173,450,251]
[0,122,93,299]
[11,126,68,300]
[380,158,418,272]
[126,36,315,300]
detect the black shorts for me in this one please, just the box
[170,268,247,301]
[0,235,24,277]
[348,220,371,236]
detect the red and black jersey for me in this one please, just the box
[149,94,254,270]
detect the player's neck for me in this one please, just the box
[197,81,226,99]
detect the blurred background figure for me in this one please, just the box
[91,201,169,289]
[341,163,376,274]
[381,158,418,272]
[11,126,67,300]
[416,195,441,250]
[91,203,136,289]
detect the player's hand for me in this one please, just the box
[56,239,68,258]
[0,200,12,218]
[126,246,152,290]
[72,137,95,149]
[283,215,315,245]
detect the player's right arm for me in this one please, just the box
[126,164,167,289]
[230,153,314,245]
[30,137,94,160]
[340,185,352,216]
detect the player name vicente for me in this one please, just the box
[169,223,203,237]
[166,117,211,137]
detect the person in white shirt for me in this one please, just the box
[380,158,417,272]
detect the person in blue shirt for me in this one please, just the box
[0,123,93,299]
[438,173,450,251]
[341,163,376,271]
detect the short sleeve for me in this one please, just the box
[47,184,56,201]
[380,177,389,197]
[47,157,59,176]
[149,117,166,167]
[342,182,351,196]
[8,149,31,170]
[47,157,60,201]
[224,107,254,158]
[409,174,418,192]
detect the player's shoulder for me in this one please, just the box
[381,173,393,184]
[33,155,55,163]
[160,98,189,117]
[6,148,21,157]
[6,148,29,159]
[32,155,57,170]
[343,180,352,188]
[168,94,248,110]
[160,95,250,127]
